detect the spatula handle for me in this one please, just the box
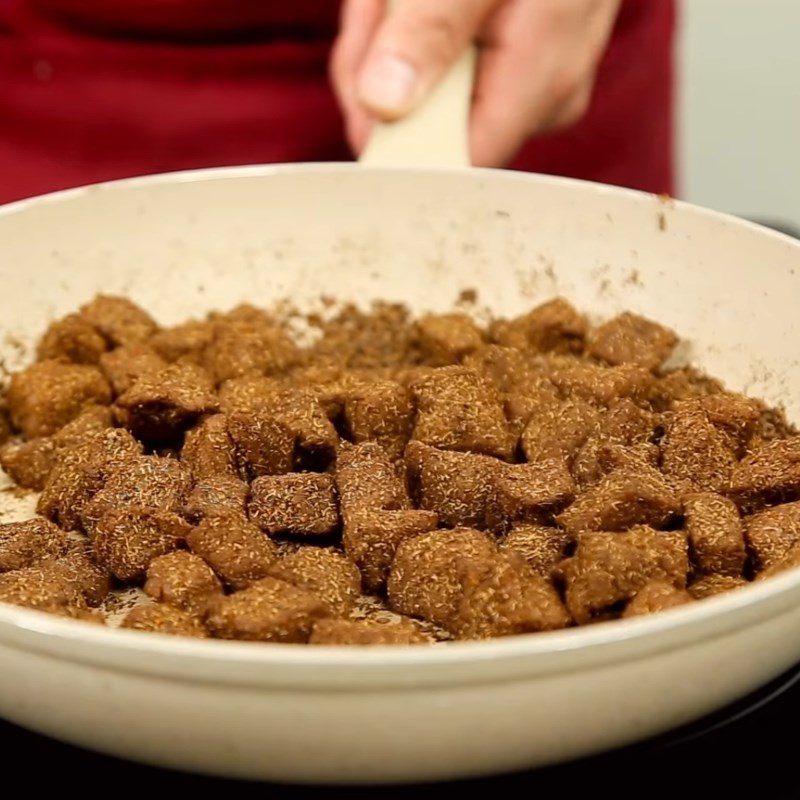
[359,14,476,169]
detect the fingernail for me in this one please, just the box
[358,53,418,115]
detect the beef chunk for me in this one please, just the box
[49,544,111,606]
[149,319,215,365]
[500,524,572,577]
[205,577,326,642]
[79,295,158,347]
[341,379,414,460]
[452,553,570,639]
[684,493,746,577]
[145,551,223,615]
[116,363,218,442]
[249,473,339,537]
[217,374,282,415]
[181,414,238,481]
[310,618,431,645]
[336,442,410,519]
[416,313,484,365]
[548,360,652,406]
[267,548,361,616]
[588,312,677,371]
[203,305,298,383]
[745,501,800,571]
[491,298,587,354]
[387,528,497,627]
[80,455,192,535]
[756,542,800,580]
[560,527,688,623]
[0,565,86,612]
[183,474,249,523]
[38,428,143,530]
[99,344,167,395]
[0,518,73,572]
[491,458,576,529]
[661,408,737,493]
[187,515,277,590]
[406,440,499,529]
[92,506,191,582]
[623,581,693,618]
[727,437,800,509]
[557,466,680,534]
[688,574,748,599]
[0,438,57,490]
[7,360,111,438]
[521,397,600,464]
[410,366,513,459]
[37,313,108,365]
[572,442,660,490]
[343,508,438,592]
[121,604,208,637]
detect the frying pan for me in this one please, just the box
[1,35,800,785]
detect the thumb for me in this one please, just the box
[357,0,500,121]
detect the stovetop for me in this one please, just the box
[5,663,798,795]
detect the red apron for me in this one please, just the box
[0,0,675,204]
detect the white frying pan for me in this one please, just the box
[0,38,799,785]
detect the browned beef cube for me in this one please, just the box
[560,527,688,623]
[145,551,223,615]
[0,564,86,612]
[149,319,215,365]
[205,577,326,642]
[7,360,111,438]
[697,394,761,445]
[37,313,108,365]
[745,501,800,571]
[203,306,299,383]
[183,474,249,523]
[500,524,572,577]
[623,581,693,618]
[452,553,570,639]
[548,360,652,405]
[99,344,167,395]
[688,574,748,599]
[464,345,559,399]
[756,542,800,580]
[309,302,417,370]
[51,404,114,447]
[187,515,277,590]
[80,455,192,535]
[491,458,576,529]
[491,298,587,354]
[336,442,410,519]
[387,528,497,627]
[249,473,339,537]
[79,295,158,347]
[310,618,432,645]
[558,466,680,534]
[406,441,499,529]
[342,379,414,460]
[0,438,56,490]
[410,366,513,459]
[596,398,659,444]
[38,428,143,530]
[267,547,361,616]
[661,408,737,493]
[227,411,296,478]
[684,493,746,577]
[181,413,238,481]
[0,518,73,572]
[121,604,208,637]
[650,367,723,409]
[588,312,678,371]
[343,508,438,592]
[416,313,484,365]
[116,363,218,442]
[727,437,800,509]
[92,506,191,582]
[217,374,282,414]
[49,544,111,606]
[521,397,600,463]
[572,442,660,490]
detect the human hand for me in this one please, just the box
[331,0,622,167]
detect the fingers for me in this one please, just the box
[330,0,386,153]
[355,0,502,121]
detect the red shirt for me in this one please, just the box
[0,0,675,204]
